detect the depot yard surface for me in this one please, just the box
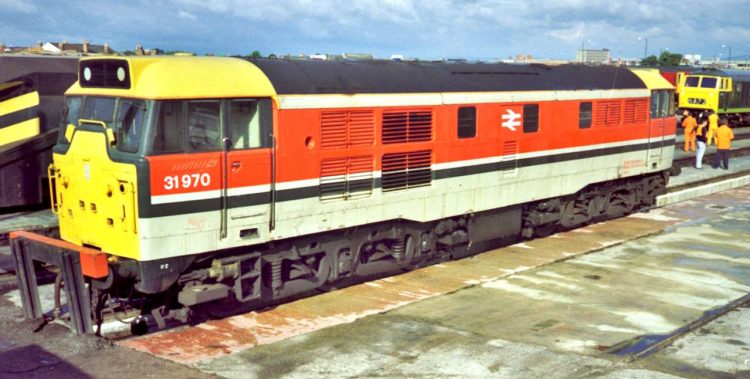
[128,186,750,378]
[2,157,750,377]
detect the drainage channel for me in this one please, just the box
[607,292,750,361]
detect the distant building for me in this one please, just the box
[514,54,533,63]
[683,54,702,66]
[577,48,610,64]
[50,40,115,55]
[342,53,374,60]
[617,57,640,67]
[0,42,33,54]
[0,39,116,55]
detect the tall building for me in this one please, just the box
[577,48,610,64]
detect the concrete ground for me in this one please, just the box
[181,186,750,378]
[0,296,215,378]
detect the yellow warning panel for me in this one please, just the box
[0,90,40,146]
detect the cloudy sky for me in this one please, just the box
[1,0,747,61]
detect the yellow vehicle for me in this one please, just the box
[677,69,750,125]
[0,55,78,208]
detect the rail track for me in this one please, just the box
[609,292,750,361]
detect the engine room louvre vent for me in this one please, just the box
[595,100,622,127]
[382,110,432,144]
[382,150,432,192]
[623,99,648,124]
[320,110,374,149]
[320,156,373,201]
[500,140,518,177]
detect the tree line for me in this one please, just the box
[640,51,684,67]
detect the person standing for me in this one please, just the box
[706,110,719,145]
[681,111,697,152]
[711,118,734,170]
[695,116,708,168]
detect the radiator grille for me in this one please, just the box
[500,140,518,177]
[320,156,373,200]
[320,110,374,149]
[382,150,432,192]
[382,110,432,144]
[595,100,622,126]
[623,99,648,124]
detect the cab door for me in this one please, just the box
[221,98,274,242]
[647,90,666,169]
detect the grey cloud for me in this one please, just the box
[2,0,747,60]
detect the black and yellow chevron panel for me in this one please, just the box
[0,81,41,147]
[0,55,78,208]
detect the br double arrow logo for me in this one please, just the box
[501,109,521,131]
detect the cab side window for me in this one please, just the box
[650,92,660,118]
[153,101,184,154]
[659,91,671,117]
[188,101,222,151]
[58,96,82,145]
[228,99,272,149]
[64,97,82,126]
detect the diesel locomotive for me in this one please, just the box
[677,68,750,125]
[12,56,676,334]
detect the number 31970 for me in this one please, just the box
[163,173,211,190]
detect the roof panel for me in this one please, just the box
[248,59,647,94]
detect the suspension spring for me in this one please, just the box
[391,238,406,261]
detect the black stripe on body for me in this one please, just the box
[139,139,675,218]
[0,105,39,130]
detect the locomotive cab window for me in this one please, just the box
[116,99,147,153]
[523,104,539,133]
[650,92,660,118]
[650,91,673,118]
[153,101,185,154]
[64,96,82,127]
[684,77,699,87]
[663,91,674,117]
[82,96,116,123]
[700,77,718,89]
[58,96,82,145]
[457,106,476,138]
[228,99,272,149]
[188,100,222,152]
[579,102,592,129]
